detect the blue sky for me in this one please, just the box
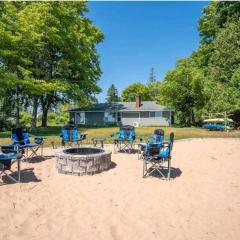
[87,1,209,102]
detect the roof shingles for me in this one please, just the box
[69,101,173,112]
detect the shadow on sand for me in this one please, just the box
[1,168,41,185]
[24,155,54,163]
[147,167,182,180]
[108,161,117,170]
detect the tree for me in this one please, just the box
[148,67,156,83]
[0,2,103,127]
[157,1,240,125]
[121,83,152,102]
[158,58,206,125]
[197,2,240,113]
[205,20,240,112]
[106,84,119,103]
[147,81,162,101]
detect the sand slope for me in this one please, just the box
[0,138,240,240]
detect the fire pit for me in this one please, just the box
[55,147,112,176]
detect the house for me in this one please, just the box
[69,97,174,127]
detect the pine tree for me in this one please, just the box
[149,67,157,83]
[106,84,119,103]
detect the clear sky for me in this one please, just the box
[87,1,209,102]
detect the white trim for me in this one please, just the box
[69,110,106,113]
[120,110,173,112]
[69,109,174,113]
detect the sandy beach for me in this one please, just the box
[0,138,240,240]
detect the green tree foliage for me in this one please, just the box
[148,81,162,100]
[106,84,120,103]
[121,83,152,102]
[206,20,240,112]
[121,79,162,102]
[159,1,240,125]
[0,2,103,128]
[158,59,206,125]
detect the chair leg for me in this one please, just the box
[167,159,171,180]
[143,158,150,178]
[28,147,39,159]
[0,170,18,183]
[114,142,117,153]
[143,159,146,178]
[41,143,43,156]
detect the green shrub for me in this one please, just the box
[20,111,32,128]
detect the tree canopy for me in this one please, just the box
[0,2,103,128]
[159,1,240,125]
[121,69,162,102]
[121,83,152,102]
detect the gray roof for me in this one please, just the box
[69,101,173,112]
[118,101,173,111]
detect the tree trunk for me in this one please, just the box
[16,87,20,126]
[41,107,48,127]
[191,110,195,125]
[31,96,39,130]
[40,95,52,127]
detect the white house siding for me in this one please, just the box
[121,111,171,126]
[70,110,172,126]
[141,117,170,126]
[121,117,170,126]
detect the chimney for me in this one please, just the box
[136,96,141,108]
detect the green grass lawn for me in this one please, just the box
[0,126,240,147]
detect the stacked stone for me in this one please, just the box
[55,149,112,176]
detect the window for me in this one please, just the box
[150,111,162,117]
[140,112,149,118]
[104,112,115,122]
[122,112,139,118]
[76,112,85,124]
[162,111,170,118]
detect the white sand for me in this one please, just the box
[0,138,240,240]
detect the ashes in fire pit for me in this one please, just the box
[55,147,112,176]
[63,147,104,155]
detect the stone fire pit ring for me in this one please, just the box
[55,147,112,176]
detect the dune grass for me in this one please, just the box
[0,126,239,147]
